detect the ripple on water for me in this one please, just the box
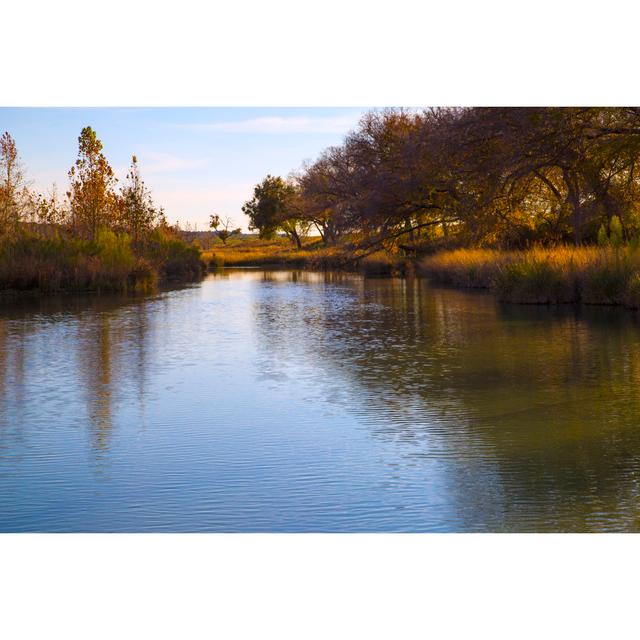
[1,271,640,531]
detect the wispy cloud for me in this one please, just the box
[182,115,360,135]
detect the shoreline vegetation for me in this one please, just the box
[0,228,203,295]
[201,236,412,276]
[200,106,640,310]
[0,128,204,295]
[419,245,640,309]
[202,236,640,310]
[6,107,640,307]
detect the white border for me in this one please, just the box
[3,0,640,106]
[3,1,640,638]
[2,533,638,639]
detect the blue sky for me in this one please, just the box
[0,107,368,230]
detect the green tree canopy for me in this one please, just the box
[242,175,305,248]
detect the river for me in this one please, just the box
[1,269,640,531]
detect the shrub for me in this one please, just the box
[360,251,396,276]
[95,228,135,271]
[208,253,225,269]
[142,228,205,281]
[610,216,624,248]
[597,224,609,247]
[580,251,633,305]
[0,227,196,294]
[494,255,576,303]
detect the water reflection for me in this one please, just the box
[2,271,640,531]
[248,271,640,531]
[0,293,159,460]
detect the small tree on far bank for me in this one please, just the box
[209,213,241,244]
[119,155,159,242]
[242,175,307,248]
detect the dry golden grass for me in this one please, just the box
[419,245,640,307]
[417,248,513,288]
[359,251,407,276]
[201,236,319,267]
[201,236,410,276]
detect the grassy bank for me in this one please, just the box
[201,235,410,276]
[0,229,204,294]
[419,246,640,308]
[202,236,318,268]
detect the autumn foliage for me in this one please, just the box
[0,127,203,293]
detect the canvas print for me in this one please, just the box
[2,107,640,532]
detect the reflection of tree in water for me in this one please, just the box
[0,320,14,450]
[250,270,364,388]
[369,282,640,530]
[0,315,33,446]
[252,272,640,530]
[0,292,156,463]
[77,312,114,454]
[74,295,154,459]
[0,320,7,404]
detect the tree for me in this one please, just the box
[209,213,240,244]
[67,127,118,239]
[346,109,459,245]
[300,107,640,249]
[242,175,305,248]
[295,155,353,244]
[442,107,640,246]
[0,132,27,234]
[119,155,158,242]
[294,109,462,254]
[35,185,69,231]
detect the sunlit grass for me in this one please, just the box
[201,235,409,276]
[201,236,317,267]
[419,245,640,307]
[0,228,204,294]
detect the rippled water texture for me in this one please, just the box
[2,270,640,531]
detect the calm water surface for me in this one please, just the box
[2,269,640,532]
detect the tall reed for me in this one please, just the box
[0,228,202,294]
[419,245,640,308]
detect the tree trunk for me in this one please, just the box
[564,169,583,246]
[313,222,325,243]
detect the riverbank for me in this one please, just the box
[13,227,639,310]
[201,236,411,276]
[419,246,640,308]
[0,229,204,295]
